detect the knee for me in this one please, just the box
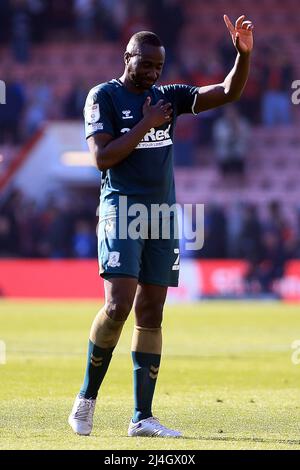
[105,298,133,322]
[135,299,164,328]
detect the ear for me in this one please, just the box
[124,52,130,65]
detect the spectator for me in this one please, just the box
[64,79,88,120]
[99,0,128,33]
[45,205,74,258]
[212,105,250,177]
[253,230,287,294]
[95,0,122,41]
[0,70,25,144]
[261,42,293,126]
[48,1,74,34]
[192,51,224,145]
[238,60,262,124]
[264,201,289,241]
[28,0,48,43]
[226,202,244,258]
[0,214,15,256]
[74,0,96,38]
[218,34,237,72]
[120,2,151,44]
[0,189,23,255]
[146,0,184,65]
[173,115,196,166]
[284,229,300,260]
[0,0,11,44]
[11,0,32,63]
[72,220,96,258]
[24,74,53,136]
[200,204,227,258]
[238,204,262,263]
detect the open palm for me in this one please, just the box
[224,15,254,54]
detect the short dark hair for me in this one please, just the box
[127,31,163,51]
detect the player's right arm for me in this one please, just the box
[87,96,172,171]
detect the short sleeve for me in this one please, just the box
[84,86,115,139]
[160,84,199,116]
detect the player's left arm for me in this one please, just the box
[193,15,254,113]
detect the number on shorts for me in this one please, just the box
[172,248,180,271]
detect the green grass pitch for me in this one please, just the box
[1,299,300,450]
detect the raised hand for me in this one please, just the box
[224,14,254,55]
[143,97,173,127]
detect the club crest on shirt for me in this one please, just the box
[107,251,121,268]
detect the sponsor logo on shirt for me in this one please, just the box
[122,110,133,119]
[121,125,172,149]
[87,122,104,132]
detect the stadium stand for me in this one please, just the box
[0,0,299,280]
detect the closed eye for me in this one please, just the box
[142,61,163,71]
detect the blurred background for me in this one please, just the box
[0,0,300,301]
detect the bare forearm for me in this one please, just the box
[224,51,251,100]
[94,118,151,171]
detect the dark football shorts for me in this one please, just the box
[97,213,180,287]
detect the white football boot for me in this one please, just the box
[128,417,182,438]
[68,396,96,436]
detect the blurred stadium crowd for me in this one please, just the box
[0,0,296,143]
[1,187,299,294]
[0,0,300,293]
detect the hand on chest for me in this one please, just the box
[114,95,174,133]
